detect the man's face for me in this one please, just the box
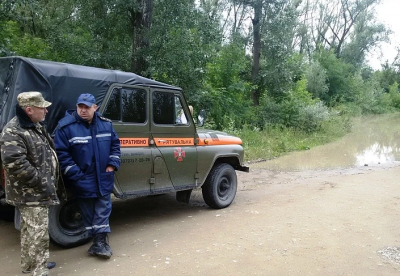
[77,104,97,122]
[26,106,48,123]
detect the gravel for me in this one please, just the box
[378,247,400,264]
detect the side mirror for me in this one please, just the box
[197,109,206,127]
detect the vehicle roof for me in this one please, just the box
[0,56,181,133]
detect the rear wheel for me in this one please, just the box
[0,187,14,222]
[0,202,14,222]
[48,198,91,248]
[202,163,237,209]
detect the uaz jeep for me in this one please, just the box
[0,56,249,247]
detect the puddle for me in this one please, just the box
[251,114,400,171]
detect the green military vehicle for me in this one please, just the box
[0,56,249,247]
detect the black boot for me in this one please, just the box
[102,233,113,255]
[87,237,99,256]
[88,233,112,259]
[98,233,113,258]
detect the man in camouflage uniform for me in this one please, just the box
[0,92,66,276]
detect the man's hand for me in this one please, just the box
[106,165,115,172]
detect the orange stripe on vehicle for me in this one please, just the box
[154,138,194,147]
[197,136,242,146]
[120,138,149,147]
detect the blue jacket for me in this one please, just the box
[54,110,121,198]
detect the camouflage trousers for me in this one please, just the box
[19,206,50,276]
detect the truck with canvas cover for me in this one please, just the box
[0,56,249,247]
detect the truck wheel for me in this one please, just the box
[48,199,91,248]
[0,188,14,222]
[0,202,14,222]
[202,163,237,209]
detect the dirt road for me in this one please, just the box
[1,161,400,276]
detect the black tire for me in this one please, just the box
[48,198,91,248]
[0,186,14,222]
[202,163,237,209]
[0,202,15,222]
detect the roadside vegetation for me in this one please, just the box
[2,0,400,162]
[235,115,351,162]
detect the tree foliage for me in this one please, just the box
[0,0,399,131]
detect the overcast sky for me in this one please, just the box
[367,0,400,69]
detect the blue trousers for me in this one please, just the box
[78,194,112,236]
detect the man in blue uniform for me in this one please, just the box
[54,93,121,259]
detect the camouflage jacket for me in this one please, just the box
[0,105,66,206]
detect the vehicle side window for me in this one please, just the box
[104,87,146,123]
[175,96,188,125]
[153,91,187,125]
[153,91,174,124]
[104,89,121,120]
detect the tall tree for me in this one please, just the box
[127,0,153,75]
[340,10,390,67]
[146,0,221,97]
[260,0,300,100]
[241,0,299,104]
[249,0,263,105]
[311,0,385,60]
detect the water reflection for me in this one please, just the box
[355,143,395,166]
[252,114,400,171]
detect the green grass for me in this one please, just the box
[234,115,351,162]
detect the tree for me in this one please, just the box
[305,60,329,99]
[127,0,153,75]
[315,48,354,105]
[339,4,390,67]
[260,0,301,100]
[311,0,386,61]
[236,0,301,104]
[247,0,263,106]
[203,39,253,129]
[146,0,221,97]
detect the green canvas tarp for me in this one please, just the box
[0,56,180,133]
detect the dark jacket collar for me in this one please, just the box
[15,104,43,129]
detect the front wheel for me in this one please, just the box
[49,199,91,248]
[202,163,237,209]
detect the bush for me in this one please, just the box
[337,74,395,115]
[237,112,350,162]
[297,101,332,132]
[336,102,363,116]
[305,61,329,99]
[388,82,400,109]
[257,77,334,132]
[255,95,283,129]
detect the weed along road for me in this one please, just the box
[1,114,400,275]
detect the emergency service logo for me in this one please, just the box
[174,147,185,162]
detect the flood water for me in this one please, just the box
[252,113,400,171]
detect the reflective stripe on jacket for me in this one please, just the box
[54,110,121,198]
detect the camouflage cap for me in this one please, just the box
[17,91,52,108]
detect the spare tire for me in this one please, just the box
[48,198,91,248]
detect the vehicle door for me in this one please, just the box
[101,85,161,197]
[150,89,198,191]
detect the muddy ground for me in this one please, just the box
[1,161,400,276]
